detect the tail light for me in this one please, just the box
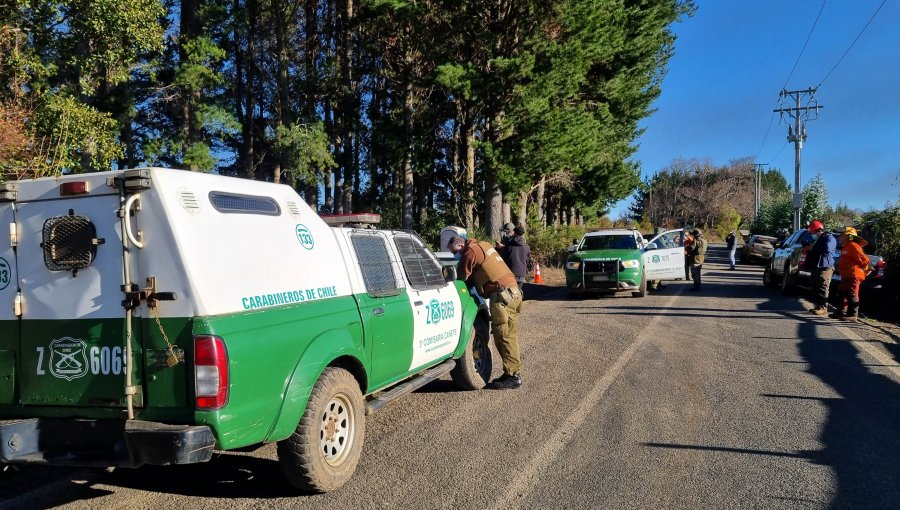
[194,335,229,409]
[873,259,886,278]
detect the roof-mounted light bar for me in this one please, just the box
[320,213,382,227]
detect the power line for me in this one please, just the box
[762,141,789,166]
[754,0,826,164]
[753,112,777,162]
[782,0,828,91]
[816,0,887,88]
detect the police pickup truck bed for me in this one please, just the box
[0,168,490,492]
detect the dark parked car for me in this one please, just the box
[763,228,887,293]
[741,234,777,264]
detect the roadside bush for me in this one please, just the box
[861,204,900,303]
[715,204,741,241]
[528,224,588,267]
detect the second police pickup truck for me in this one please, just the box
[565,228,686,298]
[0,168,491,492]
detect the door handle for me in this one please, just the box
[373,307,384,316]
[414,301,423,306]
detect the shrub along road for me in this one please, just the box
[3,247,900,509]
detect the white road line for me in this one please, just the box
[488,288,684,510]
[834,323,900,379]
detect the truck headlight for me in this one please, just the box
[566,261,581,270]
[621,260,640,268]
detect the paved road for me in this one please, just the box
[3,246,900,509]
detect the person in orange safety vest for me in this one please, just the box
[830,226,870,322]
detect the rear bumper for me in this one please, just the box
[0,418,215,467]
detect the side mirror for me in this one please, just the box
[567,245,577,253]
[442,265,457,282]
[644,242,659,251]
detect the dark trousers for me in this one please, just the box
[690,264,702,288]
[838,276,862,317]
[685,262,692,281]
[810,267,834,308]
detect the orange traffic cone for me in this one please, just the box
[533,261,544,284]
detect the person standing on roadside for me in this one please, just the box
[685,228,707,291]
[831,227,869,322]
[726,231,737,270]
[683,228,694,281]
[502,225,531,292]
[805,220,836,316]
[496,222,515,249]
[447,235,524,390]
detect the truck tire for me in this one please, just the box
[278,367,365,493]
[450,316,492,390]
[780,264,794,295]
[632,271,647,298]
[763,263,778,288]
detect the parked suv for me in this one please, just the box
[763,228,815,292]
[741,234,777,264]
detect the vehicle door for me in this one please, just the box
[14,178,143,408]
[348,231,414,389]
[391,233,462,372]
[643,229,685,281]
[0,198,18,404]
[771,230,800,275]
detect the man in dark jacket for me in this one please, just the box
[502,226,531,291]
[725,231,737,270]
[685,229,707,291]
[805,219,836,316]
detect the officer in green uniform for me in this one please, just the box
[447,235,523,389]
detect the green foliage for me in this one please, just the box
[64,0,166,94]
[528,224,587,267]
[860,203,900,299]
[275,123,337,184]
[750,192,793,235]
[182,142,215,173]
[176,37,228,91]
[33,94,123,174]
[801,173,829,226]
[715,204,741,240]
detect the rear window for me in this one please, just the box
[581,235,637,250]
[209,192,280,216]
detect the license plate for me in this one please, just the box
[592,275,610,281]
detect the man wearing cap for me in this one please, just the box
[496,222,515,249]
[804,220,836,316]
[831,227,869,322]
[447,235,524,389]
[685,228,707,291]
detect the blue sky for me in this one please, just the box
[612,0,900,217]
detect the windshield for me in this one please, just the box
[581,235,637,251]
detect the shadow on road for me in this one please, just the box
[643,288,900,507]
[785,303,900,508]
[101,454,299,499]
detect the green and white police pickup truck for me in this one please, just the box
[565,228,686,298]
[0,168,491,492]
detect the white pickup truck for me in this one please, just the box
[0,168,491,492]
